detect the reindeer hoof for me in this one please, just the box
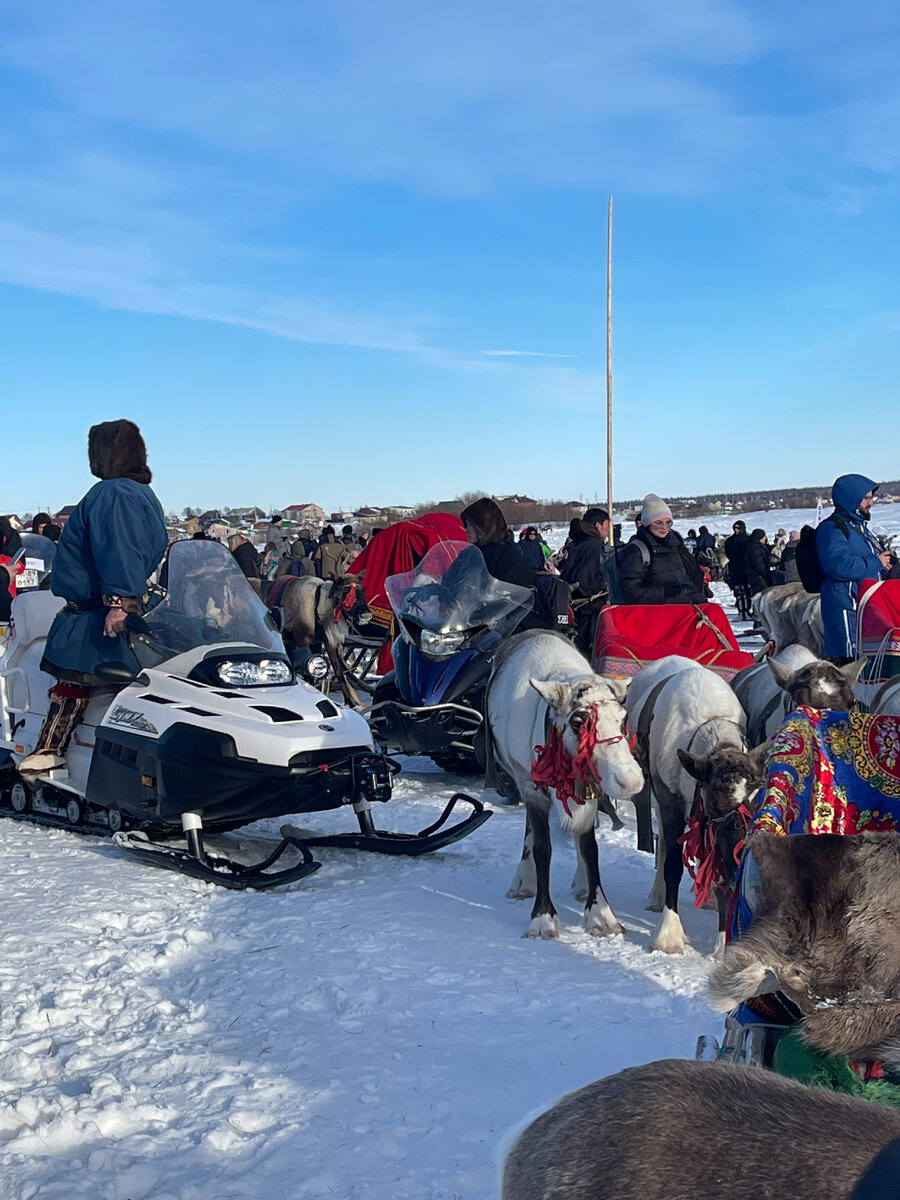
[524,915,559,939]
[645,899,664,913]
[587,921,626,938]
[649,908,687,954]
[649,940,685,955]
[507,884,536,900]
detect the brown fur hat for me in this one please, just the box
[88,419,152,484]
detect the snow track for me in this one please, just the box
[2,763,723,1199]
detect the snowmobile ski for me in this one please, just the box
[281,791,491,855]
[113,830,321,891]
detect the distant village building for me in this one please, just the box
[283,502,326,524]
[55,505,77,527]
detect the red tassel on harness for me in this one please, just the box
[531,708,601,818]
[336,582,357,623]
[679,786,751,909]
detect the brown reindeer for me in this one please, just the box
[273,575,371,708]
[501,1058,900,1200]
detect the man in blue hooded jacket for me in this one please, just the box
[817,473,891,662]
[19,419,168,775]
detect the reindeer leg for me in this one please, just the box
[646,806,666,913]
[524,802,559,939]
[323,628,361,709]
[649,786,688,954]
[712,889,731,959]
[577,827,625,937]
[507,810,537,899]
[595,791,624,832]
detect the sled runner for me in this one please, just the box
[0,539,489,889]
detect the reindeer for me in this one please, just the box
[754,582,824,655]
[501,1058,900,1200]
[732,645,866,745]
[271,575,371,708]
[625,656,767,955]
[487,631,643,939]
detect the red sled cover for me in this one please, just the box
[857,579,900,684]
[592,602,754,682]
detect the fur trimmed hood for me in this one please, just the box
[88,419,152,484]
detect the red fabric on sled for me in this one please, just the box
[857,579,900,683]
[347,513,466,673]
[347,513,466,630]
[592,602,753,680]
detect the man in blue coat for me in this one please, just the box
[817,473,891,663]
[20,420,168,775]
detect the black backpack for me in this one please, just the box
[605,540,650,605]
[534,573,575,630]
[795,515,850,594]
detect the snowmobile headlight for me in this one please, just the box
[304,654,330,681]
[419,629,466,658]
[216,659,294,687]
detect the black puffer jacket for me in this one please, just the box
[560,521,610,600]
[231,540,260,581]
[617,527,707,605]
[459,498,549,631]
[724,530,750,586]
[745,531,773,595]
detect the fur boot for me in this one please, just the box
[19,685,90,775]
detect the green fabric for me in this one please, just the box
[772,1023,900,1109]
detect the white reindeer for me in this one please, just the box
[626,656,767,956]
[487,631,643,939]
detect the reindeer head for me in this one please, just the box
[333,576,371,629]
[766,656,865,712]
[677,743,769,881]
[530,674,644,799]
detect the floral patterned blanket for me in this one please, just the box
[751,704,900,837]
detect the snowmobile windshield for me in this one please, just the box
[132,538,284,665]
[16,533,57,591]
[385,541,533,644]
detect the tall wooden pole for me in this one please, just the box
[606,195,614,546]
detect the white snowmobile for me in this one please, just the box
[0,538,489,889]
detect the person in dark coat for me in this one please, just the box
[818,473,890,661]
[42,522,62,543]
[31,512,52,536]
[459,498,548,631]
[724,519,752,619]
[745,528,773,597]
[518,525,547,572]
[19,420,168,776]
[694,525,715,560]
[228,533,261,581]
[617,494,707,605]
[780,530,801,584]
[0,564,11,623]
[559,508,611,649]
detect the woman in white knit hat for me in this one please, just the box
[615,494,707,605]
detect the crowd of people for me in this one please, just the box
[226,518,374,597]
[3,416,896,782]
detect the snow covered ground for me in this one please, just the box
[2,612,757,1200]
[5,503,896,1200]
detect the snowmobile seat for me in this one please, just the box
[7,591,65,658]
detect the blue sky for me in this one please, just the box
[2,0,900,516]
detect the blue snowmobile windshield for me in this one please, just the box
[385,541,532,643]
[135,538,284,662]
